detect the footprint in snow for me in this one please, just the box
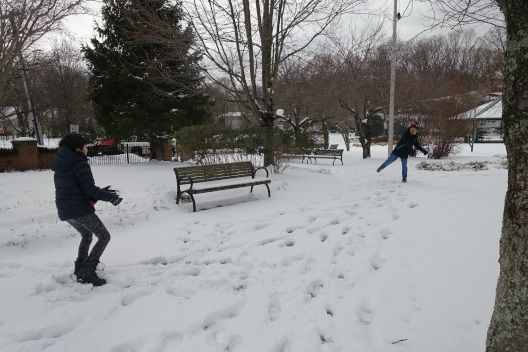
[268,301,282,322]
[280,240,295,247]
[328,219,341,226]
[359,310,375,325]
[286,226,299,234]
[307,280,325,298]
[260,237,284,246]
[121,287,155,306]
[299,257,317,274]
[370,255,383,270]
[307,226,321,234]
[320,334,334,344]
[380,228,392,239]
[326,306,334,317]
[254,222,270,231]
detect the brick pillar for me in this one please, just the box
[153,138,172,161]
[12,138,39,171]
[179,145,193,162]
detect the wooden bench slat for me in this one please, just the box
[193,179,271,194]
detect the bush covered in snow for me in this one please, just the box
[416,156,507,171]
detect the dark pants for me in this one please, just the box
[67,213,111,262]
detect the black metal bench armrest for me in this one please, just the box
[253,166,269,178]
[178,175,194,191]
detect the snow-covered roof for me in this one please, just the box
[474,98,502,120]
[458,98,502,120]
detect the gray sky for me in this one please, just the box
[62,0,499,46]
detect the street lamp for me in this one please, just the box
[387,0,398,157]
[3,11,43,145]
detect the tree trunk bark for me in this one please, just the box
[486,0,528,350]
[322,121,329,149]
[339,127,351,151]
[353,117,371,159]
[261,112,275,167]
[361,122,372,159]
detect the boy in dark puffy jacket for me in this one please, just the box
[377,122,428,183]
[51,134,123,286]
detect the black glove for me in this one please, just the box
[110,194,123,206]
[423,150,428,156]
[102,185,118,196]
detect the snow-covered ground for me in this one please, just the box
[0,136,507,352]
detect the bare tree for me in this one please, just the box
[0,0,88,105]
[340,97,384,158]
[188,0,367,166]
[478,27,506,93]
[274,55,341,150]
[37,41,96,135]
[329,23,388,158]
[0,49,46,137]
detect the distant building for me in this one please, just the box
[215,112,249,129]
[0,108,21,136]
[469,97,503,139]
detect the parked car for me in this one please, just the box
[88,138,123,156]
[100,138,115,146]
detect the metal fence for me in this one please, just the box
[88,145,151,166]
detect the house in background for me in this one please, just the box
[0,108,23,139]
[215,112,249,129]
[462,96,503,142]
[459,95,504,142]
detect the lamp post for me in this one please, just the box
[387,0,398,157]
[4,12,43,145]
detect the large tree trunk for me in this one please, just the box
[360,122,372,159]
[261,112,275,167]
[486,0,528,350]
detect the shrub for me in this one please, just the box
[175,124,293,172]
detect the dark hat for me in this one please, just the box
[411,121,420,129]
[59,133,86,152]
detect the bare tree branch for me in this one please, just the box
[188,0,367,121]
[0,0,89,103]
[418,0,505,31]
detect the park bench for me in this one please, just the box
[310,148,344,165]
[286,148,344,165]
[173,161,271,212]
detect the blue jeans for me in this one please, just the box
[379,154,408,181]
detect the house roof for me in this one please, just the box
[474,98,502,120]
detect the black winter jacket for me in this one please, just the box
[392,128,427,159]
[51,146,113,221]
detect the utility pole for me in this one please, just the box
[387,0,398,157]
[6,12,43,145]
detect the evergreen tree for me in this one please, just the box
[82,0,210,140]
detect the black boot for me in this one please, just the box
[77,260,106,286]
[74,258,84,277]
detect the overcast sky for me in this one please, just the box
[62,0,498,47]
